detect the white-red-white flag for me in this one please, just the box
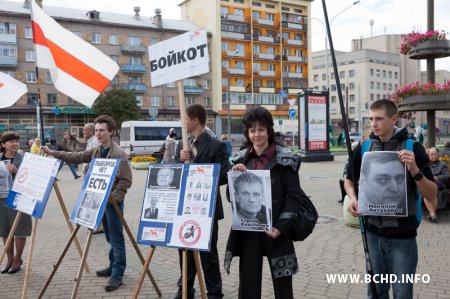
[31,1,119,107]
[0,72,28,108]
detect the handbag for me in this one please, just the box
[280,193,318,242]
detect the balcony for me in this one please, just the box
[282,21,306,31]
[121,84,146,92]
[287,73,303,78]
[0,33,17,43]
[287,56,306,62]
[286,39,303,46]
[222,31,246,40]
[184,86,204,94]
[226,50,245,57]
[228,68,246,75]
[288,88,303,94]
[255,19,275,26]
[259,70,275,77]
[120,44,146,54]
[257,53,275,60]
[230,86,246,92]
[223,14,245,22]
[121,64,146,73]
[260,87,275,93]
[257,36,274,43]
[0,56,17,67]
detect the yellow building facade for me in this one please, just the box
[180,0,313,135]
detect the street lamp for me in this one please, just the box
[227,49,240,135]
[311,1,360,89]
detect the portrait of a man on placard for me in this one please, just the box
[148,166,182,189]
[229,171,272,231]
[144,197,159,220]
[358,151,408,216]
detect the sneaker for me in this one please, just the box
[96,267,112,277]
[169,288,195,299]
[104,278,123,292]
[426,214,438,222]
[75,175,81,180]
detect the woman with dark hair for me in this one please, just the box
[224,107,305,299]
[0,132,31,274]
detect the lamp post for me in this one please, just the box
[311,1,360,90]
[227,49,240,135]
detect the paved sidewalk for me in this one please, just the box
[1,156,449,298]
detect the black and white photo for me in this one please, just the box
[147,165,182,189]
[143,197,159,219]
[358,151,408,216]
[228,170,272,231]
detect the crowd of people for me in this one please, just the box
[0,100,449,299]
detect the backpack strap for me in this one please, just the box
[405,138,421,224]
[361,139,372,157]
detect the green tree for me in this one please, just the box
[93,87,142,135]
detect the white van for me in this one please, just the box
[120,120,182,156]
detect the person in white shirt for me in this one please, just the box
[82,123,99,178]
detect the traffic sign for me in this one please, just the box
[288,108,296,119]
[280,90,288,99]
[288,99,296,107]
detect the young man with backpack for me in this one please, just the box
[344,99,437,299]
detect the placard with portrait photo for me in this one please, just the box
[358,151,408,216]
[227,170,272,231]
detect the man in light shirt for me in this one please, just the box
[82,123,99,178]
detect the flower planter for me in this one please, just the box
[398,94,450,112]
[133,162,151,170]
[409,40,450,60]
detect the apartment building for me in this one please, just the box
[179,0,313,135]
[0,0,213,143]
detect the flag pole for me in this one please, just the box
[30,2,46,145]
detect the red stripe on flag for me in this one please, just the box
[32,21,111,93]
[32,20,47,46]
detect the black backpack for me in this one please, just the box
[281,192,318,242]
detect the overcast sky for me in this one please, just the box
[11,0,450,73]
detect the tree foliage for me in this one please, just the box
[92,87,142,133]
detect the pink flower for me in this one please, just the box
[398,30,447,55]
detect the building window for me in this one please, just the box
[202,80,210,89]
[25,50,35,61]
[128,36,141,46]
[295,65,303,73]
[186,97,195,105]
[128,56,142,65]
[72,31,82,38]
[349,70,355,77]
[46,72,52,84]
[165,96,176,106]
[222,60,230,69]
[253,62,261,70]
[294,49,303,57]
[349,82,355,90]
[322,73,326,80]
[91,32,101,44]
[235,61,245,69]
[151,96,160,107]
[253,45,261,53]
[222,77,229,87]
[0,22,17,34]
[111,75,119,85]
[253,79,262,87]
[221,42,230,51]
[27,93,38,105]
[135,95,143,106]
[370,81,374,89]
[252,11,261,19]
[204,97,211,106]
[266,46,275,54]
[388,71,392,78]
[3,71,15,77]
[220,6,229,18]
[128,76,142,84]
[281,6,289,11]
[266,13,275,20]
[282,32,289,40]
[252,2,261,6]
[394,72,398,79]
[149,37,159,45]
[282,65,290,72]
[26,72,37,83]
[382,70,386,78]
[24,27,32,39]
[383,83,387,90]
[293,33,302,41]
[388,83,392,91]
[331,96,336,103]
[235,78,245,87]
[370,94,374,101]
[234,8,244,16]
[377,94,381,100]
[267,64,276,71]
[339,71,345,79]
[376,82,380,89]
[47,93,57,105]
[109,34,118,45]
[331,72,335,80]
[267,80,275,88]
[349,94,355,102]
[322,86,327,91]
[376,69,380,77]
[331,84,337,91]
[266,4,275,9]
[370,69,374,76]
[350,107,355,114]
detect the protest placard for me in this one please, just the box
[70,158,120,230]
[138,163,220,251]
[227,170,272,231]
[5,153,60,218]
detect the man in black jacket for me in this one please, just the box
[171,103,230,299]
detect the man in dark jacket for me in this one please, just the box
[171,104,230,299]
[345,99,437,299]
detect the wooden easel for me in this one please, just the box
[0,181,89,299]
[38,201,162,299]
[133,80,207,299]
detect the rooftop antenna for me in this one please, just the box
[369,19,374,37]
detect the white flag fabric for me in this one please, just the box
[31,1,119,107]
[0,72,28,108]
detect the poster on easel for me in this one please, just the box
[70,158,120,230]
[137,163,220,251]
[5,153,60,218]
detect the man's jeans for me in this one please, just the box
[102,201,126,281]
[58,161,79,178]
[366,230,417,299]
